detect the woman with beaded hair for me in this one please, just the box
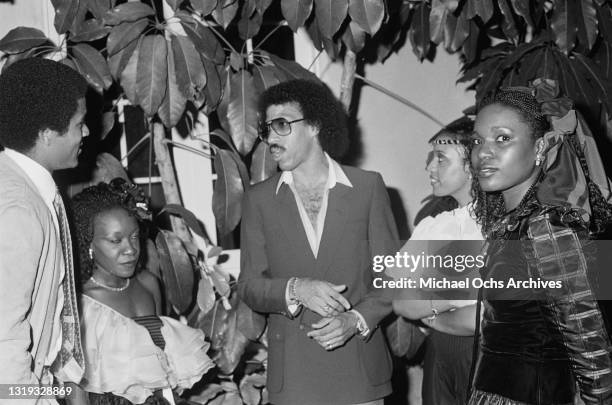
[468,82,612,404]
[67,179,213,405]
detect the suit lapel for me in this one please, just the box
[313,183,352,278]
[274,184,317,263]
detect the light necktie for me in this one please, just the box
[52,192,85,382]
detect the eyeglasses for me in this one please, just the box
[258,117,305,143]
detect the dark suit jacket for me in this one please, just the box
[238,166,399,405]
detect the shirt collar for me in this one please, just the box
[275,152,353,194]
[4,148,57,205]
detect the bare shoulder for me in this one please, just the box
[135,270,163,314]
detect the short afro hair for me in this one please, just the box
[258,79,349,159]
[0,58,87,153]
[71,179,147,283]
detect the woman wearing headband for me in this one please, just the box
[468,82,612,404]
[392,117,482,405]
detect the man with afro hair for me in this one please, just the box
[238,79,399,404]
[0,57,89,402]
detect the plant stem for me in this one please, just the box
[207,24,238,54]
[254,22,285,50]
[163,139,212,159]
[340,49,357,111]
[354,74,445,127]
[151,121,193,243]
[121,132,151,161]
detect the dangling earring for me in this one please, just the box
[88,247,94,260]
[535,154,542,166]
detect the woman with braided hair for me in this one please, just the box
[468,84,612,404]
[66,179,213,405]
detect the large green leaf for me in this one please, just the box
[161,204,209,238]
[579,0,598,51]
[218,70,259,155]
[429,0,449,45]
[155,229,196,314]
[510,0,533,28]
[211,128,239,154]
[465,0,493,23]
[213,149,244,235]
[573,54,612,111]
[265,51,318,81]
[158,39,188,128]
[182,22,226,64]
[250,141,277,184]
[51,0,80,35]
[498,0,519,43]
[238,7,264,40]
[551,0,578,54]
[256,0,274,15]
[281,0,313,32]
[85,0,114,20]
[190,0,218,16]
[171,35,207,99]
[107,19,149,56]
[449,7,469,52]
[592,41,612,81]
[315,0,349,39]
[348,0,385,35]
[108,38,137,80]
[239,373,266,405]
[165,0,185,10]
[0,27,49,54]
[103,2,155,25]
[462,20,480,63]
[212,0,240,29]
[197,275,216,314]
[118,42,141,102]
[596,2,612,43]
[69,19,111,42]
[72,43,113,93]
[1,48,41,73]
[136,35,168,117]
[70,0,89,34]
[409,1,431,61]
[197,293,250,375]
[202,58,224,109]
[252,64,281,93]
[341,20,367,52]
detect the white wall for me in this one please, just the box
[295,32,474,235]
[0,0,59,44]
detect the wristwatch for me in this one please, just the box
[354,312,370,337]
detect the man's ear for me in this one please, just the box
[38,128,54,147]
[306,121,320,139]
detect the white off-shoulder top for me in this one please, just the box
[75,295,214,404]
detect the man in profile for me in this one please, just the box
[0,58,89,403]
[238,79,399,405]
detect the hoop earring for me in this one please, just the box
[88,247,94,261]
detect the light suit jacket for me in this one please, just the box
[0,152,63,404]
[238,166,399,405]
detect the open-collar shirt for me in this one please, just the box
[275,152,352,258]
